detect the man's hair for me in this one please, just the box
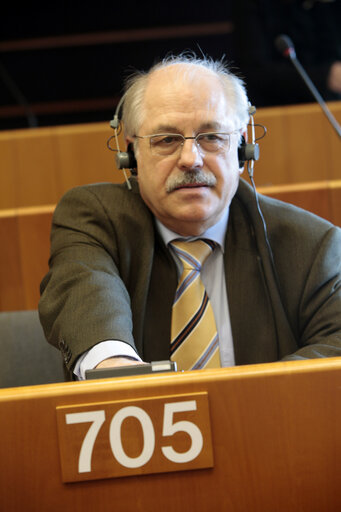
[121,53,250,138]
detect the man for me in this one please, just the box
[39,54,341,379]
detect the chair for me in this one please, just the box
[0,310,65,388]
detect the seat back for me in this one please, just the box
[0,310,65,388]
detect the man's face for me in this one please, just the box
[131,66,244,236]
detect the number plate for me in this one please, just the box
[56,392,213,482]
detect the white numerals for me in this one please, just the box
[66,400,203,473]
[66,410,105,473]
[161,401,203,463]
[109,406,155,468]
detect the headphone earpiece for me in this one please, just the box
[239,104,263,178]
[115,143,137,173]
[108,94,137,188]
[238,136,260,168]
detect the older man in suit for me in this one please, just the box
[39,54,341,379]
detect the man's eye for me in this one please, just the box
[200,134,223,142]
[152,135,180,146]
[161,136,178,144]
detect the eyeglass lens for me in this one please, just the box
[149,133,231,155]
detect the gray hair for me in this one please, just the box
[121,53,250,139]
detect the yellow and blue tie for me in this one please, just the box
[170,239,221,371]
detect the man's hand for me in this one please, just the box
[95,357,144,369]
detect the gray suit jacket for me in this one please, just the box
[39,178,341,372]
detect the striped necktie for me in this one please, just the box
[170,239,221,371]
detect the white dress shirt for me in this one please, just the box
[74,209,235,379]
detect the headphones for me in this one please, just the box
[109,95,137,180]
[114,142,137,171]
[109,96,261,181]
[238,105,260,176]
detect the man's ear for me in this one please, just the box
[125,136,134,147]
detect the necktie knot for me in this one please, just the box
[170,239,215,271]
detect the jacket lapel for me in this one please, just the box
[142,229,178,362]
[225,190,279,365]
[226,180,298,364]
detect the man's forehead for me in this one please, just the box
[140,68,236,132]
[149,120,231,134]
[147,62,216,82]
[144,64,223,100]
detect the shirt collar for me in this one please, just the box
[155,207,229,253]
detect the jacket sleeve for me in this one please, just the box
[39,184,152,371]
[281,225,341,361]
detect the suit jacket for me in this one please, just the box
[39,178,341,372]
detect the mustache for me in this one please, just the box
[166,170,217,193]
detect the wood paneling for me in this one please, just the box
[0,206,53,311]
[252,101,341,186]
[0,122,125,210]
[55,123,122,193]
[331,181,341,223]
[258,180,341,224]
[0,136,17,209]
[0,215,25,310]
[1,181,340,312]
[0,102,340,210]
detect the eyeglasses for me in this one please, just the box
[134,131,240,156]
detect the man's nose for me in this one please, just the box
[177,139,204,169]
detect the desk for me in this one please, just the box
[0,359,340,511]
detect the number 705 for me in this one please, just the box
[65,400,204,473]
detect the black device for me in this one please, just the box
[85,360,177,380]
[115,142,137,170]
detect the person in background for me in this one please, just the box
[231,0,341,106]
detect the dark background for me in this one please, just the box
[0,0,340,131]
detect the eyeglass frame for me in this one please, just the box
[133,130,242,157]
